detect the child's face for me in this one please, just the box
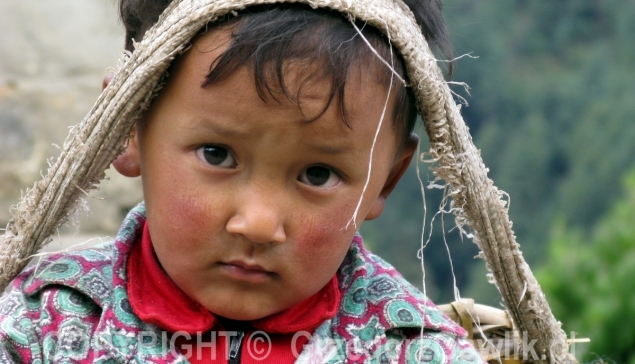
[115,28,415,320]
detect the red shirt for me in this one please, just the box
[127,223,340,363]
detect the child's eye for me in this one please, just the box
[298,166,340,188]
[195,145,237,168]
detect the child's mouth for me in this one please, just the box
[219,260,274,283]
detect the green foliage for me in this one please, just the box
[362,0,635,310]
[445,0,635,263]
[537,169,635,363]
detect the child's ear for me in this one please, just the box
[102,72,114,91]
[112,127,141,177]
[364,133,419,221]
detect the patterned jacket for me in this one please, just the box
[0,204,482,363]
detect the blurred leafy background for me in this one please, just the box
[1,0,634,361]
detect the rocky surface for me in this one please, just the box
[0,0,143,235]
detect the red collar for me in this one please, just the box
[127,222,340,334]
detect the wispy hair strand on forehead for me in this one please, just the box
[197,5,416,150]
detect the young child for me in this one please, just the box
[0,1,484,363]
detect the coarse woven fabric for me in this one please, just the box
[0,0,572,362]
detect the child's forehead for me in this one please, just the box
[174,24,398,116]
[179,29,397,122]
[146,7,412,154]
[186,18,392,82]
[145,27,401,158]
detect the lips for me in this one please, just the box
[225,260,270,272]
[219,260,274,283]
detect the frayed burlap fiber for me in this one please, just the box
[0,0,574,362]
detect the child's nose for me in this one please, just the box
[225,200,287,245]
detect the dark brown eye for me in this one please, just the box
[299,166,340,188]
[196,145,236,168]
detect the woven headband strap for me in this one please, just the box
[0,0,570,361]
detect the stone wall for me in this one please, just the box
[0,0,143,235]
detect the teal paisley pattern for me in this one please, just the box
[0,203,482,363]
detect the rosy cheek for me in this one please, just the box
[155,188,217,244]
[294,209,355,262]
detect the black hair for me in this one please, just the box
[119,1,454,151]
[119,0,453,64]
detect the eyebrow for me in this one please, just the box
[188,120,248,137]
[307,142,351,155]
[189,119,352,155]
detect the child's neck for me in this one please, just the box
[215,316,252,332]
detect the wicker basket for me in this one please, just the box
[440,299,586,363]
